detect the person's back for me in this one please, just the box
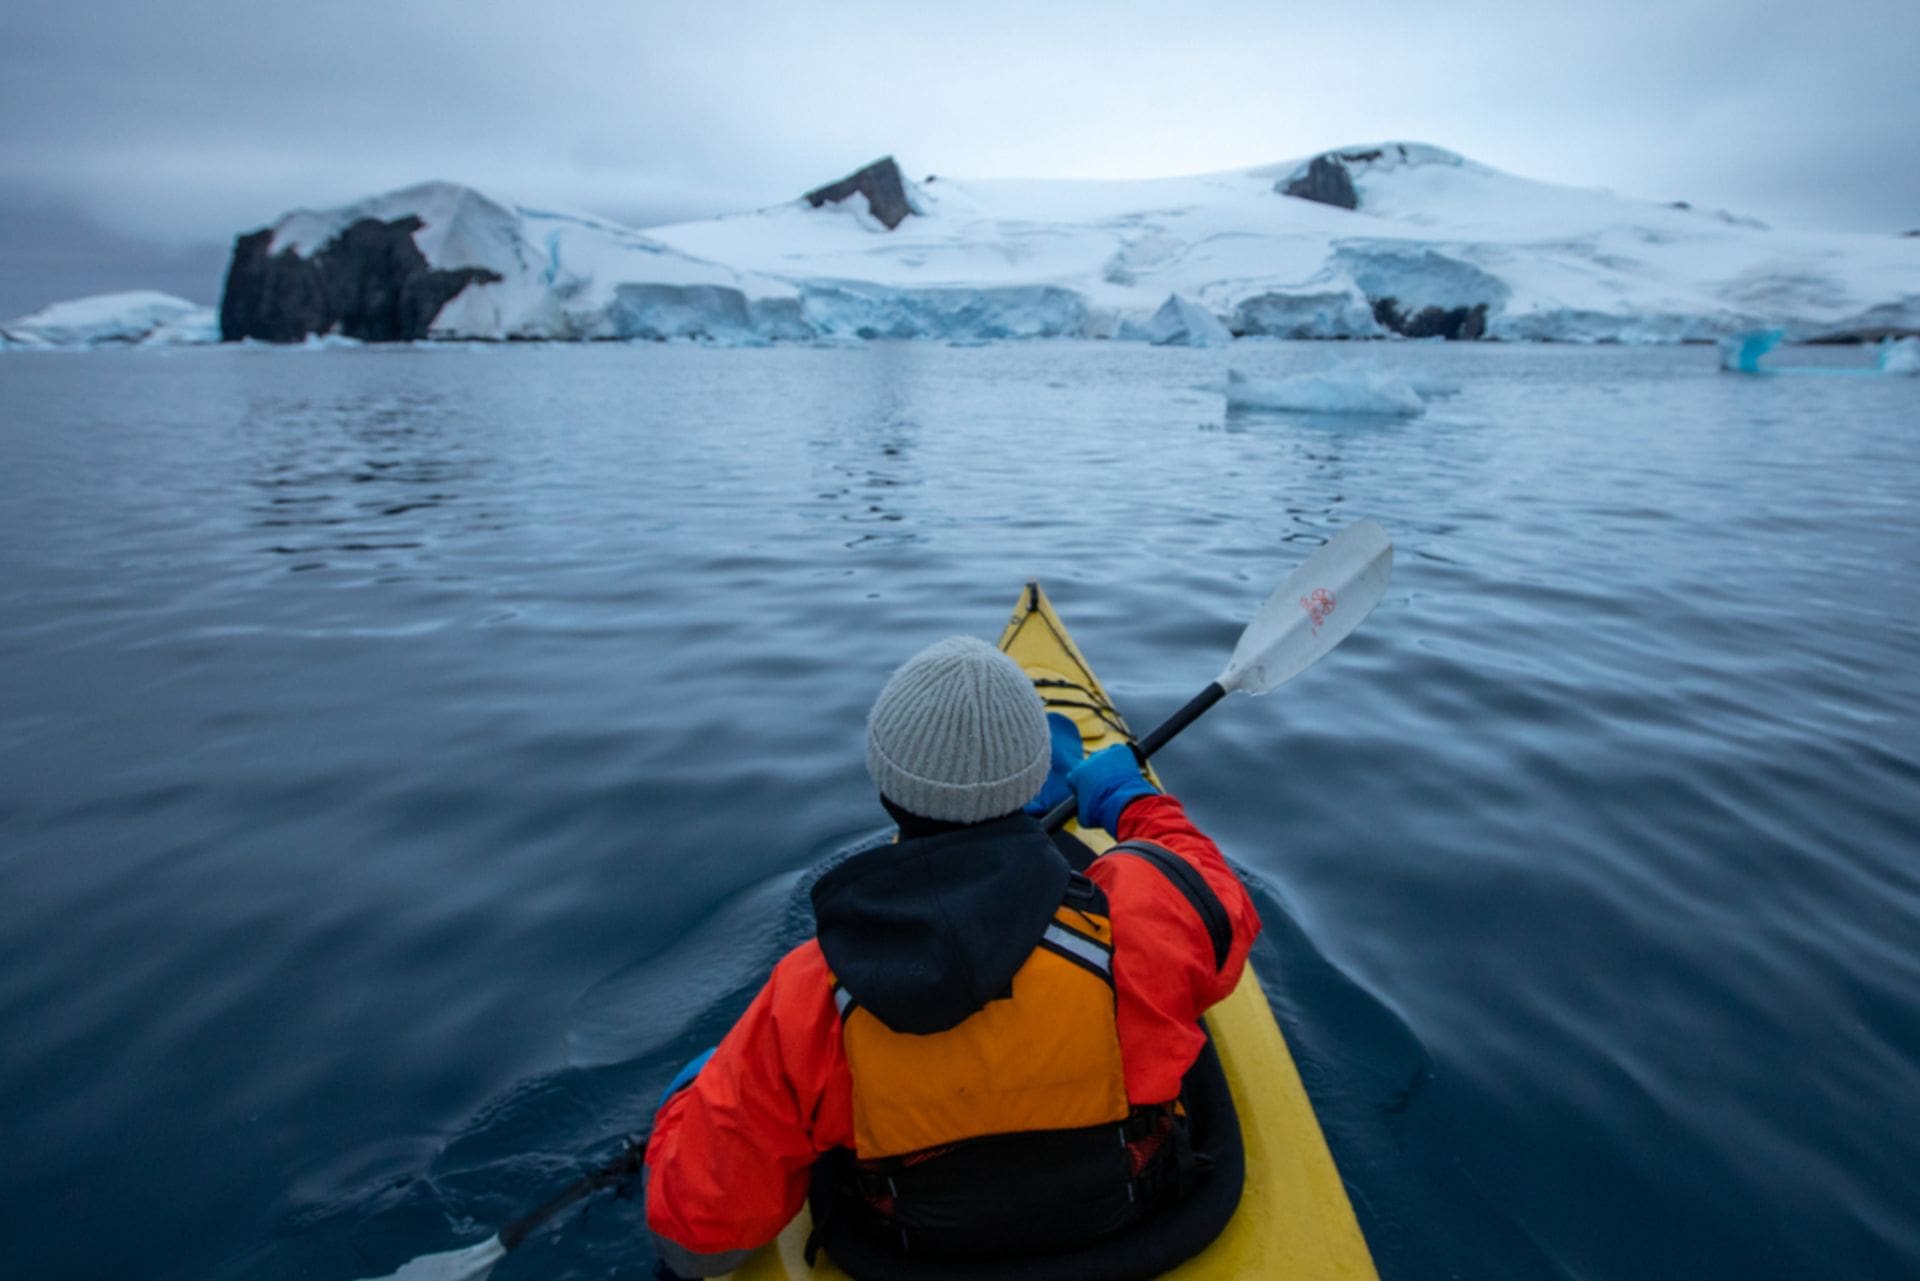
[644,636,1260,1278]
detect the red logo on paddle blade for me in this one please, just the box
[1301,588,1336,633]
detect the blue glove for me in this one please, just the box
[1024,712,1086,816]
[1067,743,1159,835]
[656,1046,716,1110]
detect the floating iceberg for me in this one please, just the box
[1878,337,1919,375]
[1719,329,1788,373]
[1224,368,1427,417]
[1719,328,1920,376]
[1404,376,1462,399]
[1,291,218,348]
[1128,293,1235,347]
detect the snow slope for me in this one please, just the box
[640,144,1919,344]
[11,145,1920,346]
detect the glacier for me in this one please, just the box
[8,145,1920,348]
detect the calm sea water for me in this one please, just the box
[2,342,1915,1281]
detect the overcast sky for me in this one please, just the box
[2,0,1915,315]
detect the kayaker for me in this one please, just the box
[643,635,1261,1279]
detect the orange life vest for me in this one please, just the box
[830,876,1127,1159]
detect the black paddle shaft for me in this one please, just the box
[498,1133,649,1251]
[1039,681,1228,833]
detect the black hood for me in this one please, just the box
[811,814,1069,1035]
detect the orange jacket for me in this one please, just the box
[645,793,1259,1260]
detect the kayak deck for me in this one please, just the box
[726,583,1376,1281]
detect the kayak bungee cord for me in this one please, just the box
[1032,675,1130,739]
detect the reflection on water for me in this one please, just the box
[0,342,1916,1281]
[241,391,490,569]
[804,350,926,549]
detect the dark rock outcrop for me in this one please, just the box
[1370,297,1489,340]
[1279,147,1430,211]
[1282,154,1359,210]
[804,157,916,229]
[219,215,500,343]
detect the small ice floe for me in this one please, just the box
[1224,368,1427,417]
[300,332,363,351]
[1403,376,1461,398]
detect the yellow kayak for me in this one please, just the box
[726,582,1377,1281]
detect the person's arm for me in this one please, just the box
[1069,742,1260,1019]
[1084,783,1263,1104]
[1067,746,1259,993]
[1113,791,1259,1007]
[645,942,850,1275]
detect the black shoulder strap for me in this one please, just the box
[1108,841,1231,971]
[1062,869,1109,917]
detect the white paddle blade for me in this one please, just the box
[1218,519,1394,695]
[355,1236,507,1281]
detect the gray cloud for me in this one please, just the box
[2,0,1916,313]
[0,201,230,318]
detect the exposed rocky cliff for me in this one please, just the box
[1282,154,1360,210]
[804,157,917,229]
[1371,298,1489,340]
[219,215,500,342]
[1280,146,1446,211]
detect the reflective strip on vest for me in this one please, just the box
[834,902,1129,1160]
[1039,921,1112,977]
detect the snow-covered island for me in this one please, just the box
[0,291,217,348]
[10,146,1920,348]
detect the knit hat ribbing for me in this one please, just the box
[866,636,1051,824]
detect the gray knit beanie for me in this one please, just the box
[866,635,1051,823]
